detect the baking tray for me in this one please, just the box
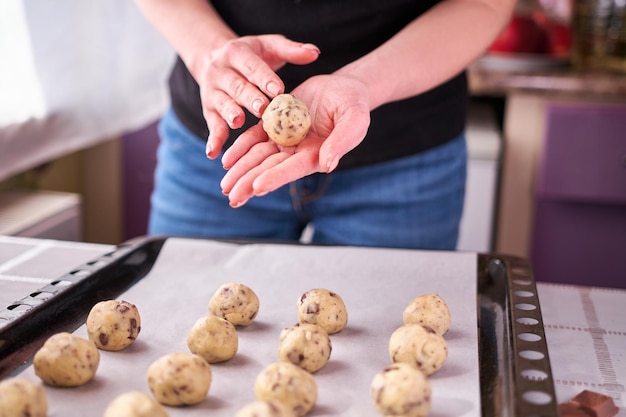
[0,236,558,416]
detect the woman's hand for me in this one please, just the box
[220,74,371,208]
[197,35,320,159]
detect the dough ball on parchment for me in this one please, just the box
[370,362,432,417]
[254,362,318,417]
[146,352,212,406]
[234,400,297,417]
[33,332,100,387]
[262,93,311,147]
[103,391,169,417]
[402,293,451,336]
[86,299,141,351]
[297,288,347,334]
[187,315,238,363]
[389,323,448,376]
[278,323,331,373]
[0,377,47,417]
[208,282,260,326]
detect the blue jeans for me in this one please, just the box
[148,108,467,250]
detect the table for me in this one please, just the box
[0,235,624,416]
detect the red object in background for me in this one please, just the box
[488,13,572,56]
[545,21,572,56]
[489,15,548,54]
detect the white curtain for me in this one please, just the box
[0,0,175,181]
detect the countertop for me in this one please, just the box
[0,235,624,416]
[469,55,626,98]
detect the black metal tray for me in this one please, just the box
[0,236,558,416]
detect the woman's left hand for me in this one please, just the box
[220,73,372,208]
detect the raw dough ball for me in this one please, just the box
[208,282,260,326]
[33,332,100,387]
[389,323,448,376]
[187,315,238,363]
[402,293,451,336]
[234,400,297,417]
[254,362,318,417]
[104,391,169,417]
[297,288,348,334]
[278,323,331,373]
[262,94,311,147]
[0,377,47,417]
[146,352,212,406]
[86,299,141,351]
[370,362,432,417]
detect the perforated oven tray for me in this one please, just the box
[0,236,558,416]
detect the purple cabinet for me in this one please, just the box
[121,121,160,241]
[531,103,626,288]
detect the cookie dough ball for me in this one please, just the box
[146,352,212,406]
[389,323,448,376]
[0,377,47,417]
[370,362,432,417]
[86,299,141,351]
[208,282,260,326]
[235,400,297,417]
[33,332,100,387]
[104,391,169,417]
[254,362,318,417]
[297,288,347,334]
[278,323,331,373]
[403,293,451,336]
[187,315,238,363]
[262,94,311,147]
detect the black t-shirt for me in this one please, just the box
[168,0,468,170]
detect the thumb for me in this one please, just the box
[259,35,321,67]
[319,110,370,173]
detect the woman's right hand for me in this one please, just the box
[194,35,320,159]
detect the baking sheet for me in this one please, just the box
[18,237,480,416]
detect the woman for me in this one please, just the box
[135,0,514,249]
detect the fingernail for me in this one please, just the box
[229,200,246,208]
[301,43,320,54]
[252,98,263,114]
[205,139,212,158]
[227,111,239,126]
[267,82,281,97]
[326,154,339,173]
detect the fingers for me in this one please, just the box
[224,41,284,99]
[205,36,320,121]
[205,111,231,159]
[251,150,319,195]
[222,148,293,208]
[221,123,267,168]
[255,36,321,69]
[224,150,318,208]
[220,140,279,196]
[203,61,276,125]
[319,107,370,173]
[199,36,320,157]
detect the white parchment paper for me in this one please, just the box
[20,238,480,416]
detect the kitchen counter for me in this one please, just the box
[469,57,626,98]
[0,235,624,415]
